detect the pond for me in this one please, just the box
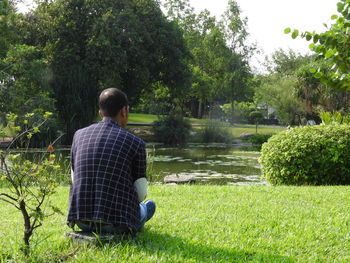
[6,143,265,185]
[149,144,264,185]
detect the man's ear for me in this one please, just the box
[99,110,103,119]
[121,106,128,117]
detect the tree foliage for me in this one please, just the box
[222,101,256,123]
[1,45,55,116]
[18,0,191,142]
[163,0,254,118]
[0,0,18,59]
[0,43,59,145]
[2,0,257,141]
[0,3,59,145]
[256,49,350,125]
[286,0,350,90]
[255,73,305,125]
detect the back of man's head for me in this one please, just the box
[99,88,128,118]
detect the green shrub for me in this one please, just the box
[152,115,191,146]
[320,111,350,125]
[259,125,350,185]
[249,134,274,145]
[199,122,233,143]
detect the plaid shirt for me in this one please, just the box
[67,118,146,231]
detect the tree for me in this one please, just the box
[190,65,215,117]
[264,48,309,75]
[256,48,350,125]
[163,1,220,117]
[249,110,264,133]
[0,0,19,123]
[0,44,58,145]
[22,0,191,142]
[255,74,305,125]
[163,0,254,118]
[0,0,17,59]
[285,0,350,90]
[0,112,63,256]
[0,45,55,114]
[295,60,350,116]
[222,101,256,123]
[220,0,251,56]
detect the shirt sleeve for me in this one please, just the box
[134,177,147,201]
[131,140,147,182]
[70,131,78,182]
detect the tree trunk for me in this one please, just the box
[231,101,235,124]
[208,103,212,119]
[20,200,32,256]
[190,100,197,118]
[198,100,202,119]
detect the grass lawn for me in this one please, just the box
[128,113,159,124]
[1,185,349,262]
[128,113,209,125]
[228,125,285,137]
[128,113,285,139]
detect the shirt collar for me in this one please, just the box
[102,117,119,126]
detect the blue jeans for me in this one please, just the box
[76,202,150,234]
[139,202,148,226]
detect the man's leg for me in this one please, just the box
[76,221,131,234]
[75,201,156,233]
[75,221,93,232]
[139,200,156,227]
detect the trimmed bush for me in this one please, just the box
[260,125,350,185]
[248,134,274,145]
[152,115,191,146]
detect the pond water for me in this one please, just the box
[8,144,265,185]
[149,144,265,185]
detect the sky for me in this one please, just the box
[17,0,339,71]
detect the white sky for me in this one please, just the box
[18,0,339,71]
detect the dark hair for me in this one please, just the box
[99,88,128,117]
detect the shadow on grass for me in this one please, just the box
[127,229,294,263]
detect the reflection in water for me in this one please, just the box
[149,144,265,185]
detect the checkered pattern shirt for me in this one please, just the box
[67,118,146,231]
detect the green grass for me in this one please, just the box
[128,113,159,124]
[228,125,284,137]
[1,185,350,262]
[128,113,285,139]
[128,113,208,125]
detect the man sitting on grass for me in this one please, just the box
[67,88,156,235]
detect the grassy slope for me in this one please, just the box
[1,185,349,262]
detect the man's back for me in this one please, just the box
[68,118,146,231]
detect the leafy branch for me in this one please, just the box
[285,0,350,91]
[0,112,64,256]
